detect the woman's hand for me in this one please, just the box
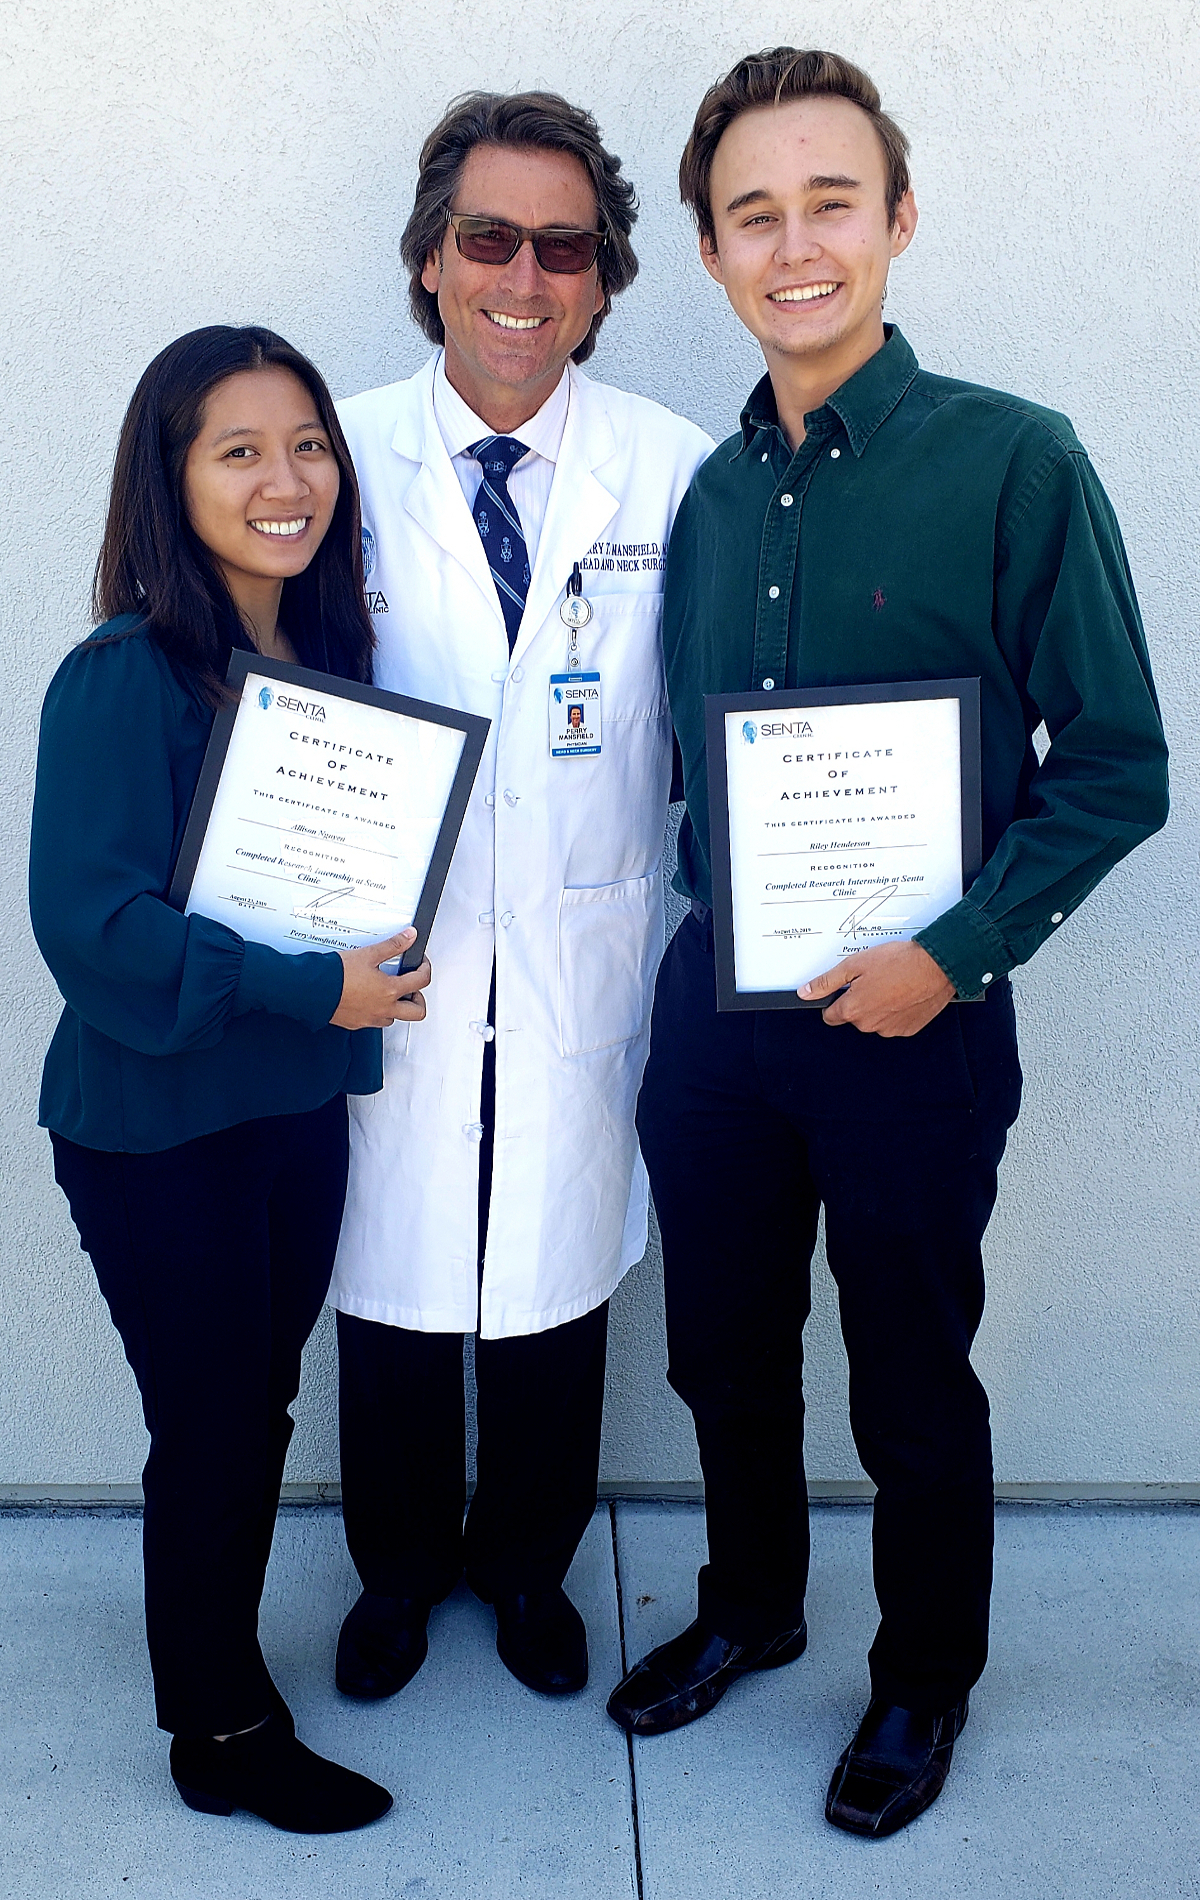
[330,928,432,1030]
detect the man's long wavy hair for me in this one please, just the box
[93,325,375,703]
[401,91,639,365]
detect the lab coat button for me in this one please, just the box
[484,793,495,808]
[500,911,514,927]
[470,1021,495,1041]
[463,1122,484,1141]
[512,665,524,683]
[491,669,507,683]
[479,910,495,925]
[503,789,519,807]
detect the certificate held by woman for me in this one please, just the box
[171,650,487,968]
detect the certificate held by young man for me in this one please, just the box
[170,650,489,966]
[706,679,982,1010]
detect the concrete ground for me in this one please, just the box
[1,1501,1198,1900]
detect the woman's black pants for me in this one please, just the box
[636,911,1023,1716]
[51,1094,348,1738]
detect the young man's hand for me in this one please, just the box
[800,941,956,1038]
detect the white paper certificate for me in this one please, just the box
[173,659,487,959]
[708,683,980,1007]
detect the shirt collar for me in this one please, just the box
[433,352,571,465]
[738,325,919,459]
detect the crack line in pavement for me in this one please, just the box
[609,1501,645,1900]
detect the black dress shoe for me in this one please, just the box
[170,1710,393,1833]
[825,1695,969,1837]
[336,1590,432,1700]
[606,1617,808,1736]
[488,1587,588,1695]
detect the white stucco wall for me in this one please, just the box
[2,0,1197,1495]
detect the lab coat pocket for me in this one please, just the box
[557,869,662,1058]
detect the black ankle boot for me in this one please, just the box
[170,1710,393,1833]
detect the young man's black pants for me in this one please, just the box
[50,1095,348,1737]
[636,910,1023,1715]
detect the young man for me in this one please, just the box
[606,49,1168,1836]
[329,93,710,1702]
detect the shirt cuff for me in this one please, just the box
[914,899,1012,1000]
[233,941,345,1032]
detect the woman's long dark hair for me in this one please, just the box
[94,325,374,699]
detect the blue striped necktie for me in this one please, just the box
[468,435,531,650]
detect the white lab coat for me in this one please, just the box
[329,355,712,1338]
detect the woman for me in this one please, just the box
[29,326,430,1833]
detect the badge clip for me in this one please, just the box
[559,561,592,646]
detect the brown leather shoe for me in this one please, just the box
[825,1696,969,1837]
[606,1618,808,1736]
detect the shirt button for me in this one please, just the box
[500,911,514,927]
[768,586,780,600]
[830,447,841,459]
[463,1122,484,1141]
[479,910,495,924]
[761,452,769,463]
[491,668,507,683]
[512,666,524,683]
[484,793,495,808]
[1051,911,1063,924]
[981,972,994,985]
[780,493,794,508]
[762,677,776,691]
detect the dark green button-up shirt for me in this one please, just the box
[665,327,1169,996]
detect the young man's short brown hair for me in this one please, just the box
[401,90,639,366]
[679,48,911,248]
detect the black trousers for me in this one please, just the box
[51,1094,349,1737]
[636,912,1023,1714]
[338,955,609,1604]
[337,1301,609,1603]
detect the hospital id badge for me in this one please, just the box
[549,672,602,757]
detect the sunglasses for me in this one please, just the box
[447,213,605,275]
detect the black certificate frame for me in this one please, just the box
[705,678,982,1013]
[169,650,490,973]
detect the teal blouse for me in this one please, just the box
[30,617,382,1153]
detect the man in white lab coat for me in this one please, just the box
[330,91,711,1700]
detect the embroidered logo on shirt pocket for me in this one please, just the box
[556,870,661,1057]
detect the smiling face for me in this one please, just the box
[422,143,606,428]
[182,366,340,609]
[702,96,916,395]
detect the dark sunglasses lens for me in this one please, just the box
[532,232,600,273]
[455,221,520,265]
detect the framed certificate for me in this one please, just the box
[706,679,982,1011]
[169,651,489,970]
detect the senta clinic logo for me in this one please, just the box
[742,720,757,745]
[258,686,274,711]
[361,525,377,582]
